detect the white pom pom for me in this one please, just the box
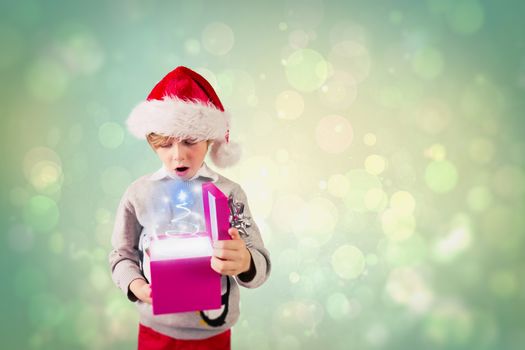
[210,141,242,168]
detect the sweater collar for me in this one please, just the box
[149,162,219,182]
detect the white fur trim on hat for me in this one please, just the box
[210,141,242,168]
[126,96,230,141]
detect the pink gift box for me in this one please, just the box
[148,182,231,315]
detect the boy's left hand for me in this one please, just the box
[211,227,252,276]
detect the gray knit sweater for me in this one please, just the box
[108,162,271,339]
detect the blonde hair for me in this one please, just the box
[146,133,173,150]
[146,133,211,151]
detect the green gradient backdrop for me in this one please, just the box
[2,0,525,349]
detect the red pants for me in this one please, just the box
[138,323,231,350]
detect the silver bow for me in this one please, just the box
[228,194,251,238]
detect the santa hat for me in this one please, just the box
[126,66,241,168]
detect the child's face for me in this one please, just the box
[155,138,209,180]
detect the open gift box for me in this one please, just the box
[145,182,231,315]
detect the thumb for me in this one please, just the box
[228,227,241,240]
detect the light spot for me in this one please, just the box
[289,29,310,49]
[289,272,300,284]
[239,156,278,188]
[325,292,350,319]
[425,160,458,193]
[315,115,353,154]
[293,197,338,246]
[386,267,433,313]
[447,0,484,35]
[328,21,367,46]
[381,208,416,241]
[184,38,200,55]
[215,69,255,105]
[366,254,378,266]
[275,90,304,120]
[390,191,416,214]
[364,188,388,212]
[344,170,383,212]
[23,195,60,232]
[416,99,450,134]
[366,323,390,346]
[29,161,63,195]
[98,122,124,149]
[54,26,105,75]
[434,214,472,261]
[424,302,474,346]
[389,10,403,24]
[318,70,358,110]
[24,147,62,182]
[328,41,371,83]
[274,299,324,332]
[364,133,377,146]
[331,245,366,279]
[466,186,492,212]
[284,49,328,92]
[271,194,305,234]
[424,143,447,161]
[327,174,350,198]
[365,154,386,175]
[202,22,234,55]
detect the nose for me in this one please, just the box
[170,142,186,161]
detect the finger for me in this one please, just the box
[210,257,242,275]
[213,240,244,250]
[211,256,225,274]
[228,227,241,240]
[213,248,242,261]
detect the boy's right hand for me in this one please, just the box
[129,278,152,304]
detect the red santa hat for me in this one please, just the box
[126,66,241,168]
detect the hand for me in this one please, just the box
[211,227,252,276]
[129,278,152,304]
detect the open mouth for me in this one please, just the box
[175,166,190,176]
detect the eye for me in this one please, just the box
[183,139,198,146]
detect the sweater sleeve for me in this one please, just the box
[108,186,145,302]
[231,185,271,289]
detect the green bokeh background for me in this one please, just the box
[2,0,525,349]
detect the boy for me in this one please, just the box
[109,66,271,350]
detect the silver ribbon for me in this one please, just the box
[228,194,252,238]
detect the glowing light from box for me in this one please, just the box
[150,236,212,260]
[166,189,202,236]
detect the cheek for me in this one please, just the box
[198,147,208,160]
[157,150,170,163]
[190,146,208,160]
